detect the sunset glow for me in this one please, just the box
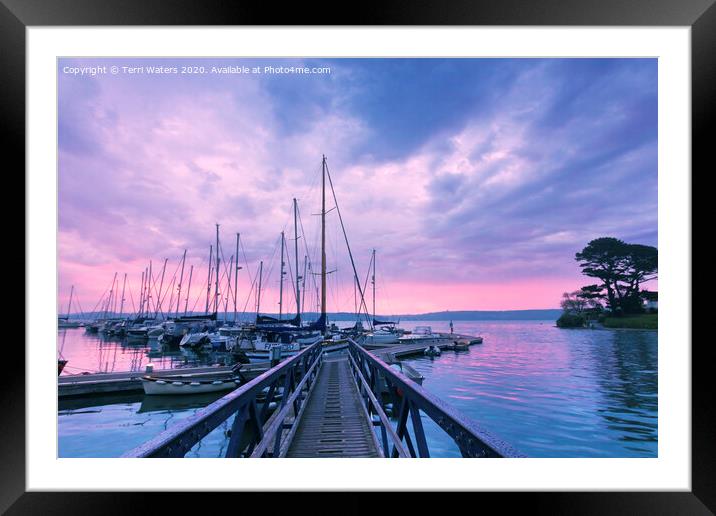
[58,58,657,315]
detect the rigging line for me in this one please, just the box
[75,297,87,320]
[361,251,374,316]
[186,256,208,315]
[241,265,259,316]
[217,253,235,315]
[127,279,137,315]
[324,162,373,329]
[217,243,237,310]
[297,203,319,299]
[258,233,282,313]
[155,254,184,318]
[284,246,297,314]
[88,276,115,316]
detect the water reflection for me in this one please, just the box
[403,321,657,458]
[58,321,657,458]
[58,328,238,375]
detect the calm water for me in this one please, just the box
[57,321,657,458]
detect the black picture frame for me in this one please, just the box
[4,0,709,513]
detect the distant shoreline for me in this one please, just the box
[60,309,563,322]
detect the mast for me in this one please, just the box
[147,261,153,316]
[205,245,213,314]
[226,255,234,318]
[176,249,187,318]
[167,277,176,315]
[279,231,285,320]
[214,224,220,315]
[324,158,373,330]
[256,260,264,316]
[112,274,119,316]
[234,233,240,324]
[106,272,117,319]
[138,270,145,317]
[66,285,74,318]
[155,258,168,318]
[321,155,327,328]
[372,249,376,323]
[294,198,301,326]
[119,273,127,317]
[184,265,194,316]
[302,255,308,317]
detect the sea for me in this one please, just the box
[57,320,657,458]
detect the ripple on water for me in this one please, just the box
[403,320,657,458]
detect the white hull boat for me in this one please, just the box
[141,375,240,395]
[398,326,455,347]
[364,330,400,345]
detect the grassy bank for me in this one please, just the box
[603,313,658,330]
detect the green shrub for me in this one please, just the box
[556,313,585,328]
[603,313,658,329]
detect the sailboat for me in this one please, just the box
[58,285,81,328]
[363,250,400,345]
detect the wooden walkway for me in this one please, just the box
[285,354,381,458]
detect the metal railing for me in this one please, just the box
[123,341,323,458]
[346,339,525,458]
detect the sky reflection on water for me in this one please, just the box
[58,321,657,458]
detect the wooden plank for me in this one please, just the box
[285,355,380,458]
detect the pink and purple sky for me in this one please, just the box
[58,58,657,315]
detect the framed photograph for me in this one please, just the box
[6,0,709,513]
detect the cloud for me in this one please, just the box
[58,58,657,312]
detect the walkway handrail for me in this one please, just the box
[347,339,525,458]
[346,351,409,457]
[123,342,323,458]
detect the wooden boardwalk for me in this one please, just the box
[285,354,381,458]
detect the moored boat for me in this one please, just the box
[141,375,241,395]
[141,364,245,395]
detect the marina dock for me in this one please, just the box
[58,361,272,398]
[284,354,381,457]
[365,338,472,362]
[123,339,522,458]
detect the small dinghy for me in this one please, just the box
[453,340,470,351]
[424,345,441,357]
[141,364,244,395]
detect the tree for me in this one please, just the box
[560,291,588,314]
[575,237,657,315]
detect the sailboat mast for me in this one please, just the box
[176,249,186,318]
[167,277,176,315]
[119,273,127,316]
[112,274,119,316]
[66,285,74,318]
[155,258,168,318]
[138,270,145,317]
[293,198,301,326]
[234,233,240,323]
[302,255,308,314]
[256,260,264,316]
[147,261,153,316]
[184,265,194,316]
[226,255,233,317]
[106,272,117,319]
[214,224,220,315]
[321,155,327,326]
[279,231,285,320]
[205,245,213,314]
[372,249,376,323]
